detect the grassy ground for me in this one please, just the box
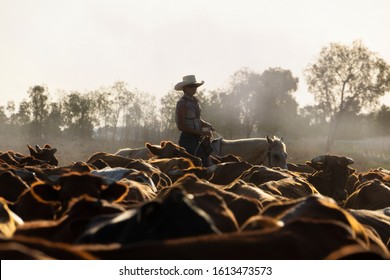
[1,135,389,172]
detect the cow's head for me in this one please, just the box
[306,155,355,202]
[27,144,59,166]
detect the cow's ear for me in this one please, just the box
[100,182,129,202]
[27,144,38,157]
[146,143,161,156]
[43,144,52,149]
[160,141,167,148]
[31,183,60,203]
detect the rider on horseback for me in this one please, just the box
[174,75,215,167]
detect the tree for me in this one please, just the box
[6,101,17,126]
[256,68,299,137]
[304,40,390,151]
[45,101,63,137]
[28,85,49,139]
[15,100,31,127]
[221,67,299,138]
[110,81,134,142]
[376,105,390,136]
[160,90,183,139]
[62,91,96,139]
[135,92,160,143]
[0,106,7,125]
[227,68,261,138]
[201,90,225,136]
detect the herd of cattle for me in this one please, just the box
[0,141,389,259]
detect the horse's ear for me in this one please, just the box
[280,137,284,142]
[266,135,273,144]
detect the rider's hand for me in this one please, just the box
[201,130,212,137]
[200,127,212,137]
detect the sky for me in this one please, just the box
[1,0,390,108]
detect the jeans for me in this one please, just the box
[178,133,209,167]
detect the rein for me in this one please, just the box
[264,144,272,167]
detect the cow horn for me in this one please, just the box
[311,155,327,163]
[35,145,42,153]
[345,157,354,165]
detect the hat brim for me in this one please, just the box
[174,81,204,91]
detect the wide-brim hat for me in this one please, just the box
[174,75,204,91]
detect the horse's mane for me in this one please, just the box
[220,136,283,144]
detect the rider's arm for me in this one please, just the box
[200,119,215,131]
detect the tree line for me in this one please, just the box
[1,40,390,151]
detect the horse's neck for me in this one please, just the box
[220,138,269,164]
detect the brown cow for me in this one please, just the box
[193,191,240,233]
[305,155,355,201]
[344,179,390,210]
[146,141,202,166]
[348,208,390,249]
[0,171,30,203]
[258,177,319,199]
[119,178,157,205]
[148,157,195,175]
[238,165,292,186]
[167,161,253,185]
[261,194,388,252]
[354,168,390,191]
[158,186,239,233]
[11,189,57,221]
[30,172,129,214]
[125,160,172,188]
[76,187,220,245]
[78,216,389,259]
[0,152,20,166]
[223,179,281,207]
[86,152,136,168]
[14,195,126,243]
[27,144,59,166]
[165,174,263,226]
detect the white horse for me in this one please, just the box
[211,135,288,169]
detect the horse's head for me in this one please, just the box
[266,135,288,169]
